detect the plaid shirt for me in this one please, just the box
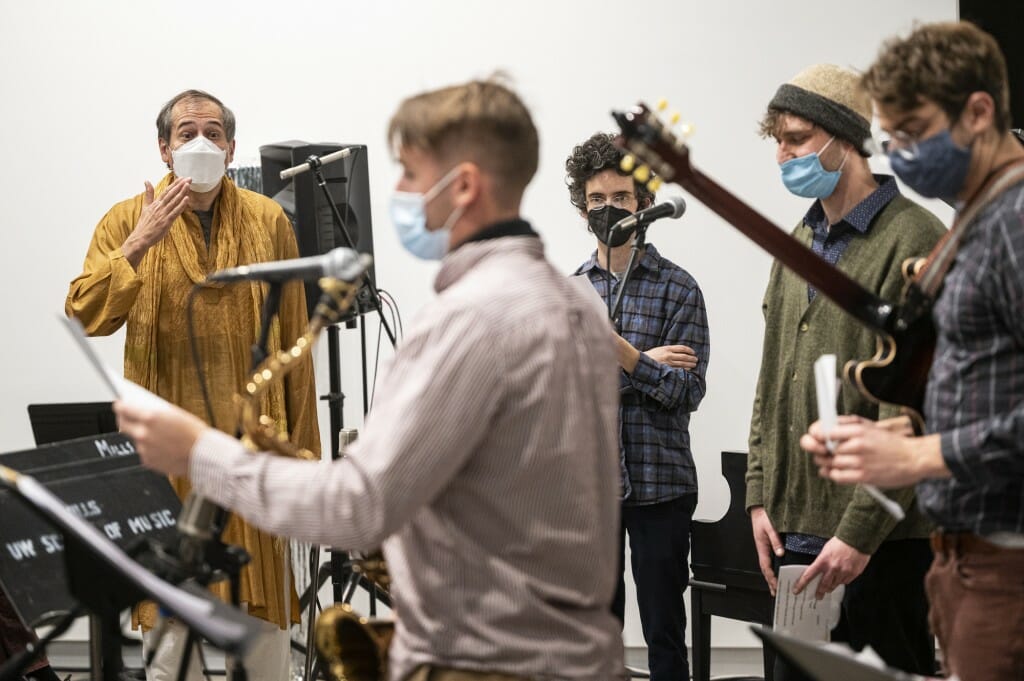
[575,243,710,505]
[917,179,1024,536]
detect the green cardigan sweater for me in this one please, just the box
[746,194,946,554]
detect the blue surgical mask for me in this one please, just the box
[780,136,848,199]
[888,129,971,201]
[389,167,463,261]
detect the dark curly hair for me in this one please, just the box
[565,132,654,211]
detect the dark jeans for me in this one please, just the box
[926,532,1024,681]
[772,538,935,681]
[612,493,697,681]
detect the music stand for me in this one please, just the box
[27,402,116,446]
[0,464,263,681]
[25,403,130,681]
[752,627,919,681]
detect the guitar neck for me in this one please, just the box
[684,166,893,333]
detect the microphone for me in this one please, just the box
[175,493,227,570]
[279,147,352,180]
[206,248,370,284]
[611,196,687,235]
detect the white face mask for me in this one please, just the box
[171,136,227,192]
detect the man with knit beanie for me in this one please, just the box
[745,63,945,680]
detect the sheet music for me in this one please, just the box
[772,565,844,641]
[59,315,172,413]
[813,354,905,521]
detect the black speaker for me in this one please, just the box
[259,141,377,320]
[960,1,1024,129]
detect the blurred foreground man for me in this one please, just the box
[118,79,626,681]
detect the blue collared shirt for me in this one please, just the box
[575,243,710,505]
[803,174,900,302]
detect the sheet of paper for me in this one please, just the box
[772,565,844,641]
[60,315,172,413]
[813,352,905,521]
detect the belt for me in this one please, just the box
[407,666,532,681]
[931,530,1008,557]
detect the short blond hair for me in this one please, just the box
[388,78,539,206]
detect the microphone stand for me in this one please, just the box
[610,222,650,329]
[301,153,397,680]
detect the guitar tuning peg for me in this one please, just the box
[656,99,668,112]
[647,177,663,193]
[679,122,696,138]
[620,154,636,173]
[669,111,681,125]
[633,165,651,183]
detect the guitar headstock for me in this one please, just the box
[611,100,695,193]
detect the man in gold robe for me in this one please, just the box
[66,89,320,681]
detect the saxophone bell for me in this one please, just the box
[315,603,395,681]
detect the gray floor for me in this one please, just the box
[47,642,767,680]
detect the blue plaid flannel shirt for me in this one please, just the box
[575,243,710,505]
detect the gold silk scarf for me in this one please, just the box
[124,173,290,437]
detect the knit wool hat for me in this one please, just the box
[768,64,873,156]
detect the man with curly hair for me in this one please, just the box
[566,132,710,681]
[803,23,1024,681]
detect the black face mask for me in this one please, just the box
[587,205,635,247]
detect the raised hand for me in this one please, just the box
[122,177,191,268]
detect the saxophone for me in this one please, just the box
[314,562,394,681]
[234,253,393,681]
[235,259,367,459]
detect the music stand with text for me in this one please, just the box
[0,463,265,681]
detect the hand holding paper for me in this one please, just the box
[773,565,844,641]
[813,355,905,521]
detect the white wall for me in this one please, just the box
[0,0,956,650]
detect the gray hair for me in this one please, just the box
[156,89,236,142]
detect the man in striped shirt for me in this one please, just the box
[118,79,626,681]
[803,22,1024,681]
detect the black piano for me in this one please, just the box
[690,451,775,681]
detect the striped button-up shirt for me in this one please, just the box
[575,244,709,505]
[190,227,626,680]
[917,180,1024,536]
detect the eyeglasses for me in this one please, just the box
[864,129,925,161]
[870,109,950,161]
[586,192,636,210]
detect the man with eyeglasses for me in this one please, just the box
[747,63,945,681]
[566,132,710,681]
[801,23,1024,681]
